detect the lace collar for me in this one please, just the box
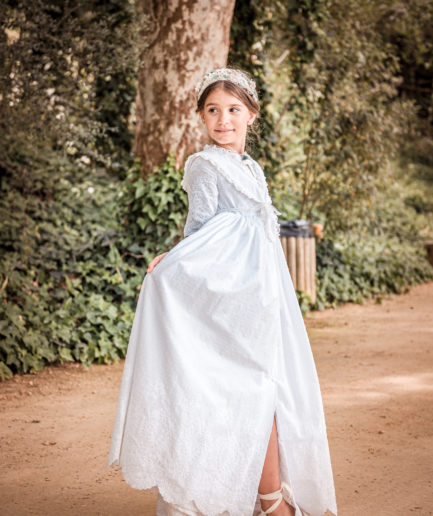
[200,142,268,198]
[203,144,251,161]
[203,143,263,188]
[196,145,280,241]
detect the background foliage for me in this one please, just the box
[231,0,433,310]
[0,149,185,380]
[0,0,138,174]
[1,0,432,379]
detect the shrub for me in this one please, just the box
[314,235,433,310]
[0,152,186,380]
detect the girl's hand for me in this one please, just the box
[146,252,168,274]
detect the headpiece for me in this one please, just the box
[195,68,258,104]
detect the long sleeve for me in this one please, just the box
[182,155,219,237]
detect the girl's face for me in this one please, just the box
[200,87,257,154]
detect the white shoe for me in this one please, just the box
[258,481,311,516]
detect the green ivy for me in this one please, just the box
[313,235,433,311]
[119,154,188,262]
[0,152,186,381]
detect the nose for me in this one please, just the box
[217,110,229,126]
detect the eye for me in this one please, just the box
[208,107,217,113]
[230,107,240,113]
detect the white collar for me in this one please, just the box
[203,144,251,161]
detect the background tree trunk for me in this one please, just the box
[134,0,236,176]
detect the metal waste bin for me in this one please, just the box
[279,220,316,303]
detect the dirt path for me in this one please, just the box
[1,282,433,516]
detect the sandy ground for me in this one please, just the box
[1,282,433,516]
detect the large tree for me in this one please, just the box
[134,0,236,175]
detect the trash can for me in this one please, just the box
[279,220,316,303]
[426,241,433,267]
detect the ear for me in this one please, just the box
[247,112,257,126]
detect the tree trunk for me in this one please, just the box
[134,0,236,176]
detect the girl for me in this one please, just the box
[107,68,337,516]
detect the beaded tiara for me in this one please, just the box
[195,68,258,104]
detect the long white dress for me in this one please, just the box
[106,143,337,516]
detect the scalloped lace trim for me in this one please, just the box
[109,458,238,516]
[203,143,250,158]
[203,144,262,188]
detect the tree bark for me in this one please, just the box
[134,0,236,176]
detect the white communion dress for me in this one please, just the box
[106,143,337,516]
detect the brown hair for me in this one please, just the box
[196,75,261,151]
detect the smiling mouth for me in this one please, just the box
[216,129,233,133]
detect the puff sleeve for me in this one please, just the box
[181,155,219,237]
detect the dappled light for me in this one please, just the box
[326,371,433,405]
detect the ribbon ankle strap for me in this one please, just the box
[263,495,283,514]
[258,486,282,501]
[259,486,284,514]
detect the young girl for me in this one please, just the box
[107,68,337,516]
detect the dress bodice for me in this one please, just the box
[182,144,280,241]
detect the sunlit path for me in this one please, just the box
[1,282,432,515]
